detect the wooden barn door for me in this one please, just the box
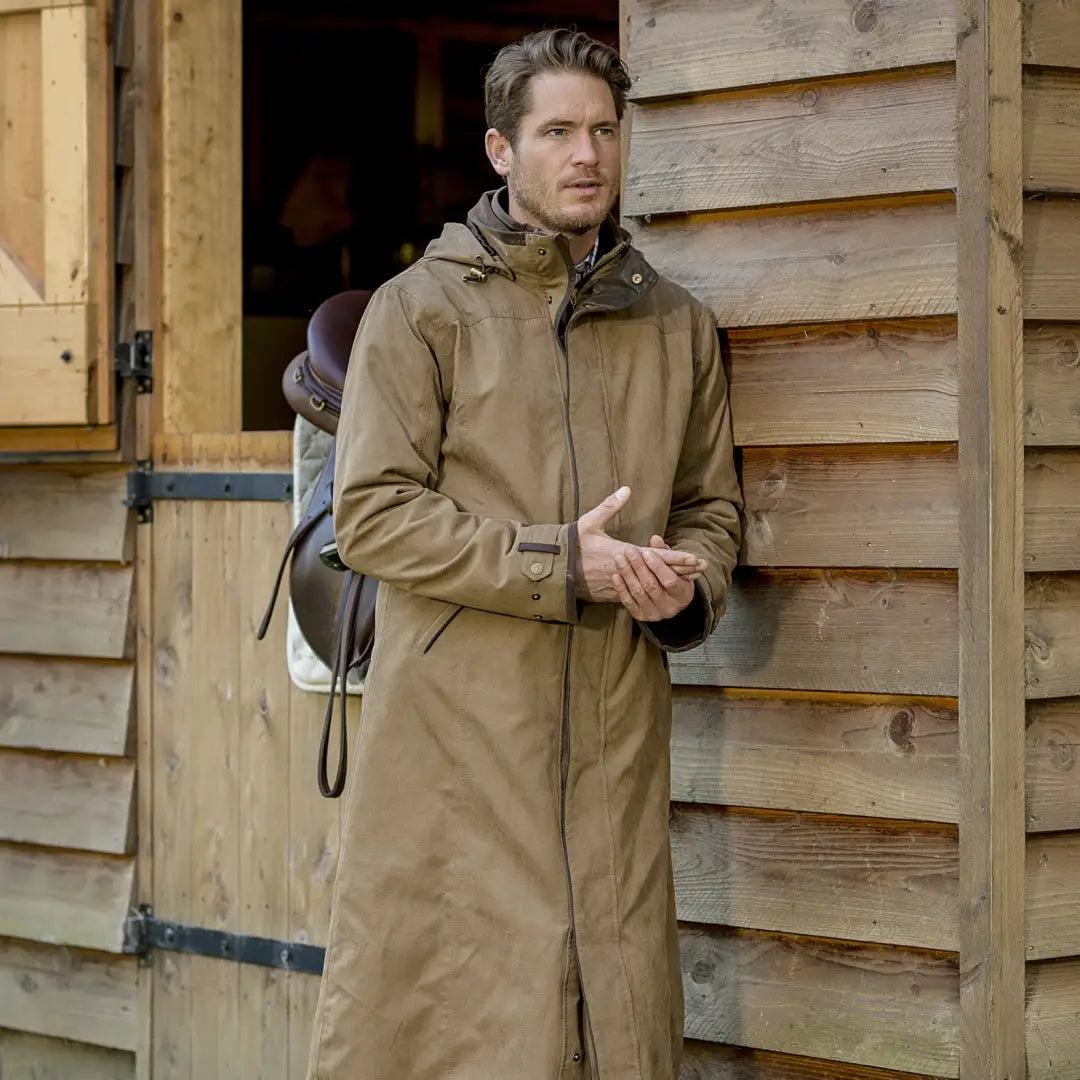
[0,0,114,437]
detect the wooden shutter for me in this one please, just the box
[0,0,112,428]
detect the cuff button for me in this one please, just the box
[531,593,541,601]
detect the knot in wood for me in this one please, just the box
[888,709,916,753]
[1056,334,1080,369]
[690,959,715,984]
[1048,737,1076,772]
[852,0,878,33]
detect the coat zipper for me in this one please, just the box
[555,274,601,1077]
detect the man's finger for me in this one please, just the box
[578,486,631,534]
[615,553,654,601]
[649,534,670,550]
[642,547,680,590]
[612,573,643,619]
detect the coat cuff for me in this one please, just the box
[639,577,714,653]
[516,523,580,624]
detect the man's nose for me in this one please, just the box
[570,132,599,166]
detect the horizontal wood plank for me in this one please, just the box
[1025,199,1080,320]
[730,320,958,446]
[0,467,131,561]
[1026,956,1080,1080]
[629,70,955,216]
[1026,574,1080,699]
[0,751,135,854]
[742,445,958,567]
[1023,0,1080,67]
[670,570,958,696]
[0,305,91,426]
[1025,70,1080,194]
[1025,323,1080,446]
[671,688,959,821]
[1027,832,1080,960]
[631,199,957,328]
[680,927,959,1076]
[1026,450,1080,571]
[1027,698,1080,832]
[0,1029,133,1080]
[680,1041,941,1080]
[0,562,133,659]
[0,844,133,951]
[0,657,133,755]
[0,938,137,1051]
[626,0,955,100]
[672,806,959,950]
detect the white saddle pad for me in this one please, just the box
[288,416,363,695]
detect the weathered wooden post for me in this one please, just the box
[623,0,1080,1076]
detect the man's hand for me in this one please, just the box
[613,534,698,622]
[576,487,705,604]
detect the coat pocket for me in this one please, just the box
[413,601,465,654]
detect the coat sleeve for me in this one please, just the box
[642,305,743,652]
[332,283,579,624]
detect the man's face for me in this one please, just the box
[487,71,622,236]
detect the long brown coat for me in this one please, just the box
[309,192,742,1080]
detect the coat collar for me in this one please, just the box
[462,189,659,314]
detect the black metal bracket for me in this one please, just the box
[124,906,325,975]
[125,462,293,524]
[115,330,153,393]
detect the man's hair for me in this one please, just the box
[484,29,632,146]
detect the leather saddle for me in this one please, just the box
[258,290,378,798]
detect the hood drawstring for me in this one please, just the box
[463,263,489,284]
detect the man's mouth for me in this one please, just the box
[567,179,604,195]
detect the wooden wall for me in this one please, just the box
[1020,3,1080,1077]
[625,0,1080,1075]
[0,464,138,1077]
[145,433,339,1080]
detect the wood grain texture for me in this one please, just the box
[0,938,137,1050]
[671,806,959,950]
[1026,574,1080,699]
[237,499,291,1080]
[671,688,960,821]
[0,844,134,951]
[150,492,194,1080]
[0,1029,133,1080]
[0,657,133,755]
[669,570,958,696]
[630,199,957,328]
[0,561,134,659]
[160,0,242,433]
[0,751,135,853]
[741,445,958,568]
[1027,698,1080,832]
[729,319,958,446]
[1025,323,1080,446]
[0,467,131,561]
[626,0,956,100]
[1024,70,1080,194]
[628,69,956,216]
[955,0,1027,1072]
[680,1040,940,1080]
[1025,199,1080,320]
[1026,957,1080,1080]
[0,304,91,426]
[680,927,959,1076]
[1023,0,1080,67]
[1026,832,1080,960]
[1026,450,1080,571]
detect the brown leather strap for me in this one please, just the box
[256,506,328,641]
[318,570,363,798]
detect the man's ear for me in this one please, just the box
[485,128,512,178]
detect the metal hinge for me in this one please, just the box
[115,330,153,393]
[125,462,293,524]
[124,906,325,974]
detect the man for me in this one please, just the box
[309,28,742,1080]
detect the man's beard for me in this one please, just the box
[508,167,614,236]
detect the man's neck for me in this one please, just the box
[501,190,602,266]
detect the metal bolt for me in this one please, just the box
[61,349,73,363]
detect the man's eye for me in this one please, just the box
[595,127,617,137]
[547,128,568,136]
